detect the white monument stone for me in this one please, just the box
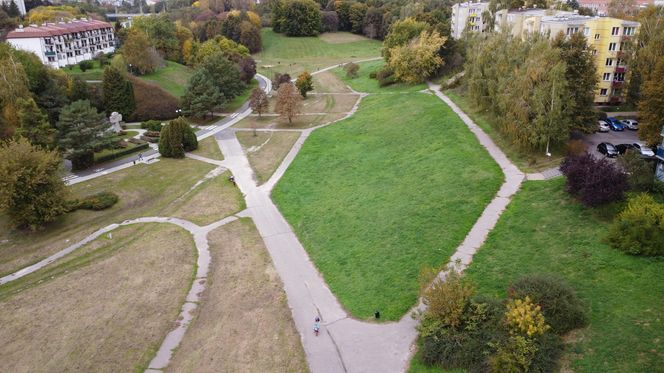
[109,112,123,133]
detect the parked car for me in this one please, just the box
[597,142,619,157]
[632,142,655,157]
[616,143,636,155]
[621,119,639,130]
[597,120,610,132]
[606,117,624,131]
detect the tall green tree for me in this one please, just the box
[0,139,68,230]
[121,28,162,75]
[69,76,89,102]
[200,52,245,99]
[382,17,430,60]
[16,97,55,149]
[181,69,224,118]
[278,0,322,36]
[349,2,368,34]
[628,6,664,103]
[553,32,598,132]
[56,100,114,170]
[102,66,136,117]
[638,56,664,146]
[132,14,179,60]
[158,117,198,158]
[35,69,70,125]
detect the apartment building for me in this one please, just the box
[495,8,575,38]
[451,1,491,39]
[6,19,115,69]
[0,0,26,15]
[577,0,652,16]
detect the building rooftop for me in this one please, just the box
[7,19,113,39]
[453,1,490,8]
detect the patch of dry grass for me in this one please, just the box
[312,72,354,93]
[166,218,308,373]
[234,113,347,130]
[236,131,301,184]
[190,137,224,161]
[0,223,195,372]
[0,159,213,277]
[318,32,371,44]
[165,170,245,225]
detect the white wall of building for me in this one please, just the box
[1,0,26,15]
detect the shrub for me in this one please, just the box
[158,117,197,158]
[618,149,655,192]
[508,274,587,335]
[369,71,377,79]
[344,62,359,79]
[78,60,94,72]
[505,296,550,337]
[273,72,292,89]
[68,191,119,211]
[608,193,664,256]
[560,153,629,207]
[94,142,149,164]
[140,120,163,132]
[376,66,396,87]
[128,77,179,122]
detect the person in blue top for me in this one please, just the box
[313,317,321,336]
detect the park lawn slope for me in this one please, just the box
[273,93,503,320]
[333,59,426,93]
[464,179,664,372]
[254,29,381,76]
[138,61,193,97]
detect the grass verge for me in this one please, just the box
[138,61,193,98]
[166,218,308,372]
[236,130,301,185]
[332,59,427,93]
[273,93,503,320]
[190,136,224,161]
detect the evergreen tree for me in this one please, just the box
[69,76,89,102]
[7,0,19,17]
[16,97,55,149]
[181,69,224,118]
[295,71,314,98]
[200,53,245,99]
[56,100,114,170]
[0,139,68,230]
[35,69,70,125]
[638,56,664,146]
[158,117,197,158]
[102,66,136,117]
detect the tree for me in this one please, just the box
[158,117,198,158]
[608,193,664,256]
[321,10,339,32]
[382,17,430,61]
[15,97,55,149]
[239,20,262,53]
[388,31,446,84]
[0,46,30,137]
[238,56,257,83]
[349,2,367,34]
[249,87,269,118]
[334,0,353,31]
[278,0,322,37]
[618,149,655,191]
[559,153,629,207]
[35,69,70,125]
[344,62,359,78]
[0,139,68,229]
[102,66,136,117]
[7,0,19,17]
[363,7,383,39]
[628,6,664,103]
[200,52,245,98]
[181,69,224,118]
[275,82,302,124]
[295,71,314,98]
[69,76,89,102]
[122,29,162,75]
[132,14,179,60]
[56,100,114,170]
[638,55,664,146]
[273,72,292,89]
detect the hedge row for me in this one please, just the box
[95,142,149,164]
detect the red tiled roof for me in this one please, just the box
[7,19,113,39]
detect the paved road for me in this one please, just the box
[65,74,271,185]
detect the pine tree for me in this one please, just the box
[295,71,314,98]
[0,139,68,229]
[7,0,19,17]
[16,97,55,149]
[249,87,269,117]
[56,100,113,170]
[158,117,197,158]
[102,66,136,117]
[181,69,224,118]
[638,56,664,146]
[69,77,89,102]
[275,82,302,125]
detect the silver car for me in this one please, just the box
[621,119,638,130]
[632,142,655,157]
[597,120,610,132]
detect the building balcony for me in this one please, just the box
[621,35,632,42]
[611,80,624,88]
[44,51,56,56]
[615,66,626,73]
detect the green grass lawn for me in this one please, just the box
[273,92,503,320]
[138,61,193,98]
[254,29,381,76]
[333,59,427,93]
[65,63,104,81]
[457,179,664,372]
[190,137,224,161]
[444,88,564,173]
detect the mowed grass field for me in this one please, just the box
[139,60,193,98]
[460,180,664,372]
[333,59,427,93]
[253,29,381,76]
[273,91,503,320]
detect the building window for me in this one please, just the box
[566,27,579,35]
[608,42,617,51]
[583,27,590,36]
[603,73,611,81]
[47,57,55,62]
[592,49,597,56]
[614,72,625,81]
[594,33,600,40]
[611,27,620,35]
[606,58,613,66]
[623,27,635,35]
[600,88,608,96]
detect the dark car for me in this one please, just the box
[615,143,636,155]
[606,117,624,131]
[597,142,619,157]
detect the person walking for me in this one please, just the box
[313,317,321,336]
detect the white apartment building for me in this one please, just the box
[451,1,491,39]
[6,19,115,69]
[0,0,26,15]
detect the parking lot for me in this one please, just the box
[584,128,640,159]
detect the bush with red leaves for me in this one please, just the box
[128,76,180,122]
[559,153,629,207]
